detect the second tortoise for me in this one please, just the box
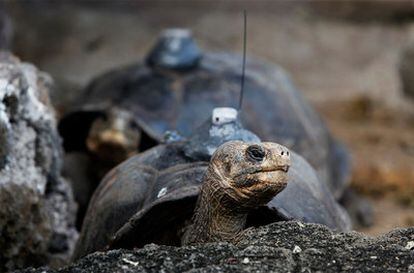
[59,29,350,201]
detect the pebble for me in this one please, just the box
[405,241,414,250]
[122,258,139,267]
[293,245,302,253]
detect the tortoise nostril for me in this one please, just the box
[281,150,289,157]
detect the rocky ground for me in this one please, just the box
[18,221,414,273]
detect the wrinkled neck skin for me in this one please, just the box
[183,166,249,245]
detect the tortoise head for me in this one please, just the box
[209,140,291,208]
[86,108,140,164]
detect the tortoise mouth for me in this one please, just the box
[261,165,289,173]
[233,165,289,190]
[235,165,289,178]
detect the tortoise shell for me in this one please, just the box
[59,29,349,200]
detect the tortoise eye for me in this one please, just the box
[246,145,265,162]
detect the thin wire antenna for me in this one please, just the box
[238,10,247,111]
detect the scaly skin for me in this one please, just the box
[182,140,291,245]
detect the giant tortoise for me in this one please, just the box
[74,107,351,259]
[59,29,354,225]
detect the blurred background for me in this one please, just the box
[4,0,414,235]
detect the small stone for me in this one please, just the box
[405,241,414,250]
[122,258,139,266]
[242,257,250,264]
[293,245,302,253]
[370,256,377,259]
[297,222,305,228]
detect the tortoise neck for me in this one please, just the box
[183,167,248,245]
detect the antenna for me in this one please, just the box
[238,10,247,111]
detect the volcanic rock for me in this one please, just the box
[0,52,77,271]
[18,221,414,273]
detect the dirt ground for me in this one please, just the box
[318,97,414,234]
[6,1,414,235]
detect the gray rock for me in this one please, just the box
[18,221,414,273]
[0,52,77,271]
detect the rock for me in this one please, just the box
[0,52,77,271]
[18,221,414,273]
